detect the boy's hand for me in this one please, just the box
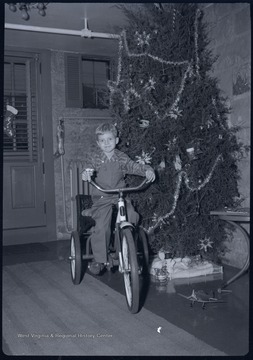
[145,169,156,183]
[82,168,94,182]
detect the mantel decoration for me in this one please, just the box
[8,3,48,20]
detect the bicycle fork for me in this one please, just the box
[117,194,134,273]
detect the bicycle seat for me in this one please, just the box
[76,194,95,234]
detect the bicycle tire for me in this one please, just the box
[70,231,83,285]
[121,227,140,313]
[137,227,149,273]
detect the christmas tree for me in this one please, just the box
[107,3,249,262]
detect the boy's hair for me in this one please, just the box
[95,123,118,139]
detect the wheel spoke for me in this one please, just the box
[70,237,75,278]
[121,228,139,313]
[122,236,132,305]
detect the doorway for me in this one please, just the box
[3,50,56,245]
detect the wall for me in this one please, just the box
[51,50,113,240]
[203,3,251,268]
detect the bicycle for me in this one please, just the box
[69,175,150,314]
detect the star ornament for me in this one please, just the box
[198,236,213,252]
[135,150,152,165]
[168,107,183,119]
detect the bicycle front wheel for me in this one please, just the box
[121,228,140,314]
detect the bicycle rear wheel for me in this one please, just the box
[121,228,140,313]
[136,227,149,275]
[70,231,82,285]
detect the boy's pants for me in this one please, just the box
[89,195,139,263]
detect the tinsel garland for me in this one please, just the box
[108,5,202,114]
[146,154,222,234]
[168,63,193,117]
[121,29,189,66]
[194,8,201,77]
[108,30,196,120]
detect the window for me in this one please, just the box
[4,57,38,162]
[65,54,111,109]
[82,58,110,108]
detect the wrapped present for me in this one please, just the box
[149,254,223,280]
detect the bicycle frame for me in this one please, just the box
[114,190,135,273]
[88,178,148,271]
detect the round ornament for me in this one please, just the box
[161,74,168,83]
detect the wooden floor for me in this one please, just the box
[2,258,226,356]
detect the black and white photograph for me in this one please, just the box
[2,2,250,357]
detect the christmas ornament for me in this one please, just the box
[165,136,177,150]
[135,150,153,165]
[135,31,151,47]
[168,106,183,119]
[4,105,18,137]
[161,74,168,83]
[160,63,168,83]
[158,159,166,171]
[198,236,213,252]
[139,119,150,128]
[155,266,167,283]
[186,147,195,161]
[144,77,156,91]
[174,154,182,171]
[207,118,214,128]
[152,213,159,222]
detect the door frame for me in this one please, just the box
[3,47,56,245]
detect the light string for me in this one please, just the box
[146,154,222,234]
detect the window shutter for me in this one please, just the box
[4,57,38,163]
[65,53,82,108]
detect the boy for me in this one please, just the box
[82,123,155,274]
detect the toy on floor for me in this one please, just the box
[178,289,226,309]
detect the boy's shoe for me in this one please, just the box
[88,260,105,275]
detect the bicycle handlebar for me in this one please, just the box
[88,178,148,194]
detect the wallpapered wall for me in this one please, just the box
[203,3,250,268]
[51,3,250,268]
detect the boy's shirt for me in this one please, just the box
[85,148,152,197]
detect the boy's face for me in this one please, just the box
[97,131,119,154]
